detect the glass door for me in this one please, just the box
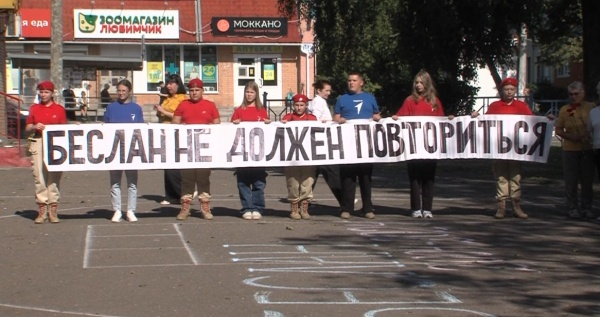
[233,54,282,106]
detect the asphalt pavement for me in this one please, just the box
[0,163,599,317]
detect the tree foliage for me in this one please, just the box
[581,0,600,97]
[534,0,583,66]
[276,0,568,114]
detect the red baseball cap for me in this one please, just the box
[500,77,518,87]
[188,78,204,88]
[37,80,55,91]
[292,94,309,103]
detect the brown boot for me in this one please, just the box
[200,197,213,220]
[290,202,301,220]
[34,204,48,224]
[300,200,310,220]
[495,200,506,219]
[48,203,60,223]
[512,198,528,219]
[177,197,192,220]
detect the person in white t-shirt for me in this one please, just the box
[77,90,89,121]
[309,79,333,122]
[587,80,600,184]
[309,79,343,208]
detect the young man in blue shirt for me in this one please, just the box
[333,72,381,219]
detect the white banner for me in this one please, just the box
[43,116,554,172]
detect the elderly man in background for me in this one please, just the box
[555,81,595,219]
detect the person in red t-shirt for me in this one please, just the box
[172,79,221,221]
[280,94,318,220]
[25,81,67,224]
[471,77,533,219]
[231,81,270,220]
[392,70,450,219]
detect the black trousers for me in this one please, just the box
[164,169,182,200]
[407,160,437,211]
[339,163,374,213]
[594,150,600,182]
[313,164,343,206]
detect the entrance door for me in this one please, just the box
[234,54,281,106]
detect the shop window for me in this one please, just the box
[201,46,218,92]
[146,46,164,91]
[99,70,133,94]
[164,46,181,76]
[183,46,200,84]
[143,45,218,92]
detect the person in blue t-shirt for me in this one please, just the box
[104,79,145,223]
[333,72,381,220]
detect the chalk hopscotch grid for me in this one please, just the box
[83,223,200,268]
[225,222,502,316]
[224,242,462,306]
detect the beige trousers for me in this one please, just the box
[29,138,62,204]
[181,168,211,200]
[285,166,316,203]
[492,160,522,201]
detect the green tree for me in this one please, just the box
[582,0,600,98]
[278,0,543,114]
[535,0,583,67]
[533,0,600,98]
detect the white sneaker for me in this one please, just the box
[242,211,253,220]
[160,200,170,205]
[126,210,138,222]
[423,210,433,219]
[251,211,262,220]
[111,210,122,223]
[412,210,423,218]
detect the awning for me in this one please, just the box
[7,53,143,70]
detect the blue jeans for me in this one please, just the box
[110,170,138,212]
[236,168,267,213]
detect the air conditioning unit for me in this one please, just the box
[4,13,20,38]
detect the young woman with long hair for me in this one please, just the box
[392,70,447,219]
[231,81,270,220]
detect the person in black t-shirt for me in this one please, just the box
[100,84,112,109]
[62,85,76,120]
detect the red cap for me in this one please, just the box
[500,77,518,87]
[37,81,55,91]
[187,78,204,88]
[292,94,309,103]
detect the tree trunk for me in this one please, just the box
[484,56,503,89]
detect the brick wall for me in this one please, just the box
[13,0,309,108]
[554,61,584,88]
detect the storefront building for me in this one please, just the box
[5,0,315,109]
